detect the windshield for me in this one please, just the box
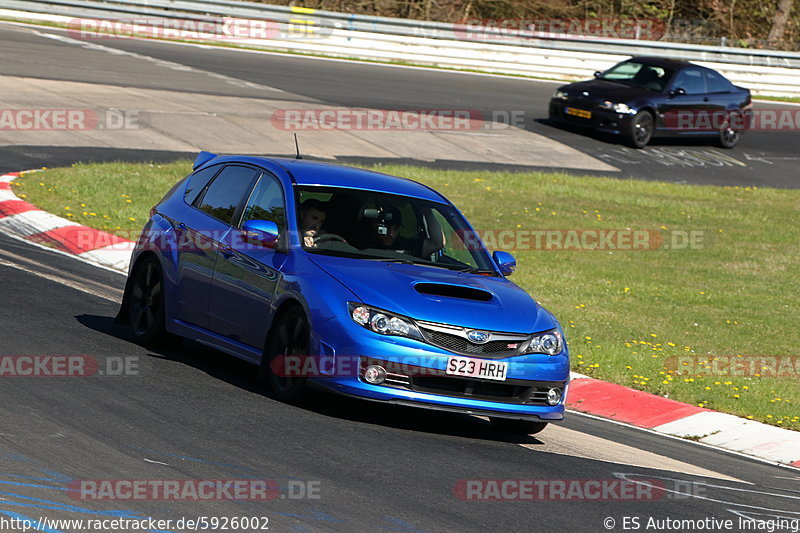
[600,61,673,92]
[295,186,496,273]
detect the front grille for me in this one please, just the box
[411,376,561,405]
[422,329,516,356]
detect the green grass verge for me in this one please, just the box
[13,161,800,430]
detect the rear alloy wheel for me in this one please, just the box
[717,117,741,149]
[627,111,654,148]
[128,257,178,347]
[490,417,548,435]
[260,306,310,402]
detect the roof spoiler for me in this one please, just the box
[193,151,217,170]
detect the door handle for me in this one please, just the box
[703,97,709,102]
[220,244,235,258]
[176,222,187,231]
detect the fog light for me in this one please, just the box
[364,365,387,385]
[546,388,562,406]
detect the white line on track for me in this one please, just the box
[32,29,285,92]
[0,246,122,302]
[6,20,560,85]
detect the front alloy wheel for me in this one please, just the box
[260,306,310,402]
[627,111,654,148]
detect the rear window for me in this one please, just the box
[184,164,221,205]
[196,165,258,225]
[705,70,733,93]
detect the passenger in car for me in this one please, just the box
[363,205,445,258]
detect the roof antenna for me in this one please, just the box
[293,133,303,160]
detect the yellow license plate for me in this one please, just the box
[566,107,592,119]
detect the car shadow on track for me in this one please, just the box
[76,313,547,445]
[534,118,727,149]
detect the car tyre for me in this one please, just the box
[490,417,548,435]
[260,306,310,402]
[128,257,180,347]
[717,114,741,149]
[627,111,654,148]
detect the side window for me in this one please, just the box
[705,70,733,93]
[196,165,258,225]
[184,164,222,205]
[673,69,706,94]
[240,172,286,230]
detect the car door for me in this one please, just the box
[174,164,260,329]
[659,67,714,134]
[207,170,287,349]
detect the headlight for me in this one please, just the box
[524,329,564,356]
[348,303,423,341]
[553,89,568,100]
[600,101,634,114]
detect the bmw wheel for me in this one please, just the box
[627,111,654,148]
[717,115,741,148]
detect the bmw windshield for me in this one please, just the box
[600,61,674,91]
[295,186,496,273]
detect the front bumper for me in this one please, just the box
[308,316,570,420]
[549,99,634,135]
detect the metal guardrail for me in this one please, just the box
[2,0,799,95]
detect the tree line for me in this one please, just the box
[263,0,796,49]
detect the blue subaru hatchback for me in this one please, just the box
[119,152,570,434]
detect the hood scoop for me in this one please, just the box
[414,283,493,302]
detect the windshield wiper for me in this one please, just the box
[367,257,416,264]
[455,266,496,275]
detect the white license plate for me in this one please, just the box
[445,355,508,381]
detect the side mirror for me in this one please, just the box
[669,87,686,97]
[241,219,279,249]
[593,71,602,78]
[492,251,516,276]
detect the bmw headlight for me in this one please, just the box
[600,101,634,114]
[524,329,564,356]
[553,89,568,100]
[348,303,423,341]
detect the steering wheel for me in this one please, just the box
[313,233,347,245]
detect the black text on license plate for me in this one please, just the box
[446,356,507,381]
[566,107,591,119]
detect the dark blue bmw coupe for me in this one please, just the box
[549,56,752,148]
[118,152,570,434]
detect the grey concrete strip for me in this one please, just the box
[0,75,618,171]
[523,425,747,483]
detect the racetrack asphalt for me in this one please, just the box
[1,231,799,532]
[1,23,799,187]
